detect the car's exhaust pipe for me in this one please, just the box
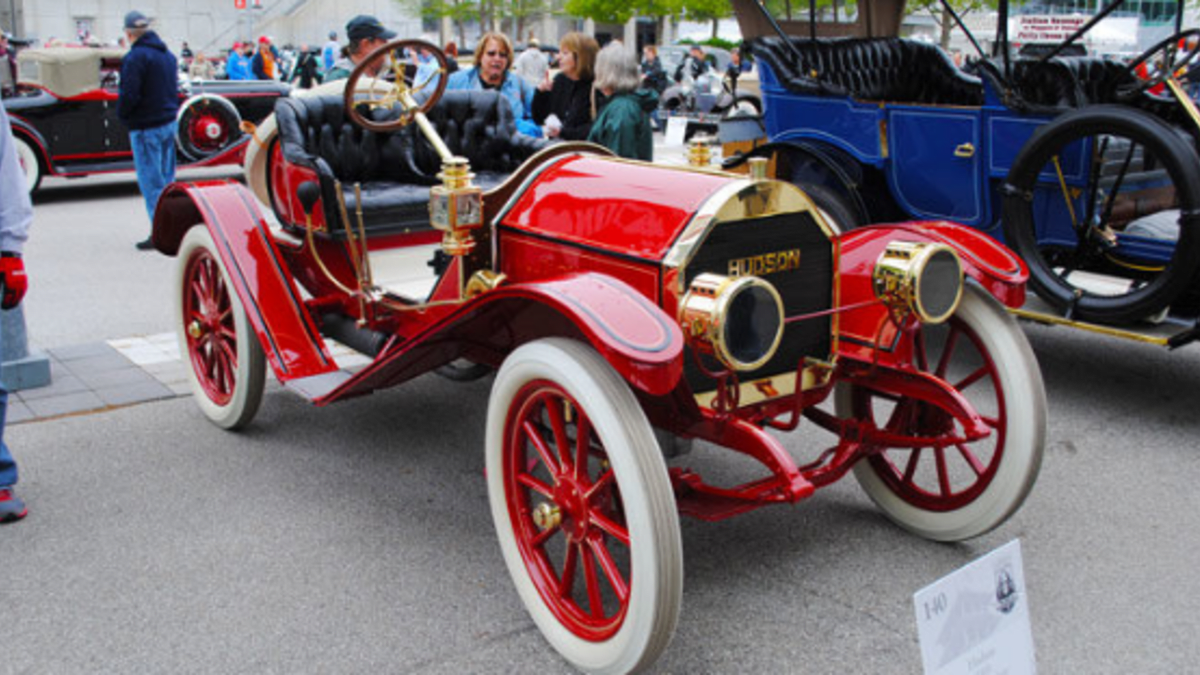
[319,312,389,356]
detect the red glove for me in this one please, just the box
[0,255,27,310]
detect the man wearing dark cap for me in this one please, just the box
[324,15,396,82]
[117,10,179,250]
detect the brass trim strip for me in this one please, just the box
[1009,307,1169,345]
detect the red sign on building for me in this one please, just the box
[234,0,246,8]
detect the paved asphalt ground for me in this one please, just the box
[3,163,1200,674]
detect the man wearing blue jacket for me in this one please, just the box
[117,10,179,250]
[225,41,251,81]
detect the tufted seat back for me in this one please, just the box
[1005,56,1138,109]
[274,90,547,238]
[751,36,984,106]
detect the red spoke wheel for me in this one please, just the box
[176,227,266,430]
[487,339,682,674]
[176,95,242,162]
[837,286,1045,541]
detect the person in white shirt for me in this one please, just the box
[513,38,549,87]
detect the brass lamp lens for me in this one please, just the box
[917,247,964,324]
[725,283,783,367]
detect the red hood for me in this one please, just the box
[497,154,736,262]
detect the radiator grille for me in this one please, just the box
[682,210,834,398]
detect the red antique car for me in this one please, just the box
[150,41,1046,674]
[5,47,287,194]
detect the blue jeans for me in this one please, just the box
[129,121,177,224]
[0,325,15,488]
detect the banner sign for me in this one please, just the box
[1013,15,1088,43]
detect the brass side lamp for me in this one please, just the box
[429,156,484,257]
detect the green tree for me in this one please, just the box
[418,0,480,47]
[909,0,998,50]
[761,0,859,23]
[682,0,733,38]
[507,0,553,44]
[563,0,637,23]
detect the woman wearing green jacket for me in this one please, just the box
[588,43,657,161]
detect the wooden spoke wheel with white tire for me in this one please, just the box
[836,285,1046,542]
[1118,28,1200,99]
[486,338,683,675]
[343,39,449,133]
[14,135,41,195]
[176,227,266,430]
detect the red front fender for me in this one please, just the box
[834,220,1028,363]
[837,221,1028,306]
[493,273,686,396]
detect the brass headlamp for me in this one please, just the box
[679,273,785,372]
[872,241,964,324]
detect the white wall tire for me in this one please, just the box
[486,338,683,674]
[175,226,266,430]
[14,135,42,195]
[837,285,1046,542]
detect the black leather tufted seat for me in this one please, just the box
[274,90,547,238]
[1004,57,1138,109]
[751,37,984,106]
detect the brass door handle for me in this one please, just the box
[954,143,976,158]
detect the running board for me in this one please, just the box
[282,370,354,401]
[1010,294,1199,348]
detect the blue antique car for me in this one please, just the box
[4,47,288,195]
[732,0,1200,336]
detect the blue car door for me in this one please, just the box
[886,105,984,227]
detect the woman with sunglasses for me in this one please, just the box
[445,31,540,138]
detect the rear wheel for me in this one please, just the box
[176,226,266,429]
[486,339,682,675]
[1003,105,1200,323]
[14,136,41,194]
[836,286,1045,541]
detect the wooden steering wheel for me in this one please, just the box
[1119,28,1200,99]
[343,39,450,133]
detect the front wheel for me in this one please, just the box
[176,226,267,429]
[486,338,683,675]
[836,285,1046,542]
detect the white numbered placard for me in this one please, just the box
[664,115,689,147]
[914,539,1036,675]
